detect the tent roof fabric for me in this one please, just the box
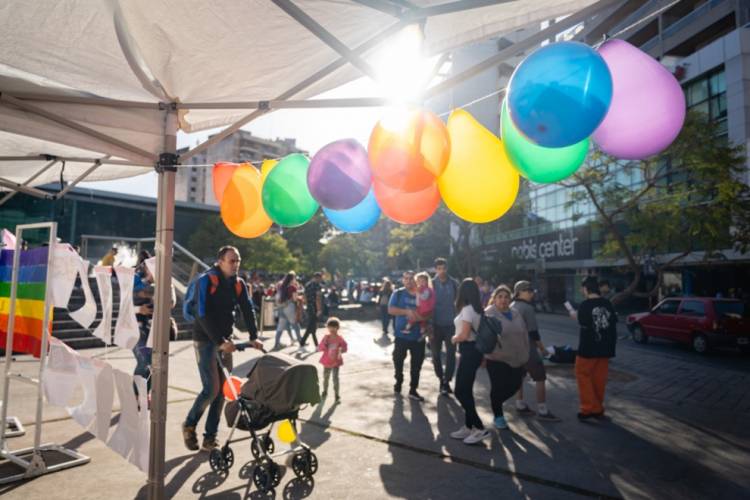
[0,0,602,186]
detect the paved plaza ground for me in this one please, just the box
[1,314,749,499]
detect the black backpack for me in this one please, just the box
[472,313,503,354]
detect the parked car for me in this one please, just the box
[626,298,749,355]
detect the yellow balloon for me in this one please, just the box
[220,164,273,238]
[260,159,278,182]
[438,109,519,223]
[277,419,296,444]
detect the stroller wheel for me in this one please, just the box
[221,445,234,469]
[208,448,227,473]
[252,459,275,493]
[263,434,275,454]
[292,450,319,478]
[270,461,282,487]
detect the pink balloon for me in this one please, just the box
[593,39,686,160]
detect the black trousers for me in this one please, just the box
[301,308,319,347]
[430,323,456,384]
[486,360,524,418]
[454,341,484,430]
[392,337,425,391]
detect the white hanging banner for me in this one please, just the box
[68,259,97,328]
[42,337,80,407]
[92,266,113,343]
[67,355,114,442]
[1,228,16,248]
[107,370,142,464]
[113,266,139,349]
[50,243,80,308]
[130,376,150,472]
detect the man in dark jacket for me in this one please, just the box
[431,258,459,395]
[570,276,617,422]
[182,246,262,452]
[300,272,323,349]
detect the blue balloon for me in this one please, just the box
[323,189,381,233]
[508,41,613,148]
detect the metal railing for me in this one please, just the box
[79,234,209,293]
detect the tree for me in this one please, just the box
[566,111,750,304]
[188,216,299,274]
[281,212,331,273]
[387,205,452,271]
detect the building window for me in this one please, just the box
[684,66,726,136]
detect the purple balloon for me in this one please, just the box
[593,39,686,160]
[307,139,372,210]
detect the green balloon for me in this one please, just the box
[262,153,319,227]
[501,100,589,183]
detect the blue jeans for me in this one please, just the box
[184,341,233,439]
[380,305,391,334]
[133,319,152,393]
[275,302,301,347]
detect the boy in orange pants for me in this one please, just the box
[569,276,617,421]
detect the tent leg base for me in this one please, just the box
[0,443,90,484]
[3,416,25,438]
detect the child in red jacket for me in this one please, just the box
[318,317,348,403]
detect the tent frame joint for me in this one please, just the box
[155,153,179,173]
[258,100,270,111]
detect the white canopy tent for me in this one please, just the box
[0,0,623,497]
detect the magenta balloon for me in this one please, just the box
[593,39,686,160]
[307,139,372,210]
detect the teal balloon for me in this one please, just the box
[262,153,319,227]
[501,100,589,183]
[323,189,380,233]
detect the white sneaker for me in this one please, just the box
[450,426,472,440]
[463,428,490,445]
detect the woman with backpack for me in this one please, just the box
[449,279,490,445]
[484,285,530,430]
[273,271,302,350]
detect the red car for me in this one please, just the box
[626,298,749,355]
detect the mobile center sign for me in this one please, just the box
[501,228,591,263]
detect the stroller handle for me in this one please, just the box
[216,341,266,401]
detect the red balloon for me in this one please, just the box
[368,109,450,193]
[223,376,243,401]
[373,180,440,224]
[213,162,239,203]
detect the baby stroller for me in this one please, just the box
[210,349,321,493]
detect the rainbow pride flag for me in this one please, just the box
[0,247,50,357]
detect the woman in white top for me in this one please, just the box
[449,278,491,445]
[484,285,530,430]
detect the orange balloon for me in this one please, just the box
[221,164,273,238]
[212,162,239,203]
[373,179,440,225]
[223,376,243,401]
[368,109,450,192]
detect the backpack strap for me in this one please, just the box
[208,273,220,295]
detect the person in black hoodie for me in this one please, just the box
[570,276,617,422]
[182,246,262,452]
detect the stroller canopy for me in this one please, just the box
[242,353,320,413]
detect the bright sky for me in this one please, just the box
[80,25,447,197]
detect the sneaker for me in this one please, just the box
[200,436,218,452]
[536,410,561,422]
[335,395,341,404]
[321,391,328,399]
[393,383,402,395]
[182,423,198,451]
[463,428,491,445]
[493,416,509,429]
[515,404,535,416]
[450,426,472,440]
[592,412,610,421]
[577,412,597,422]
[408,390,425,402]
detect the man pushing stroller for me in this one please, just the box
[182,246,263,452]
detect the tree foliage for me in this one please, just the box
[566,111,750,303]
[188,215,299,274]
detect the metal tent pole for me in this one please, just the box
[146,107,177,500]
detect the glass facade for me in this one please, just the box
[0,187,218,250]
